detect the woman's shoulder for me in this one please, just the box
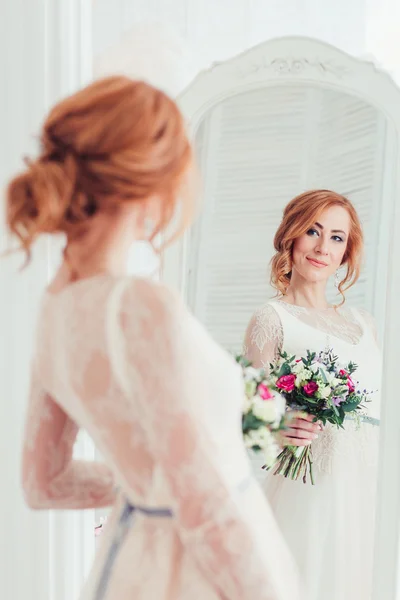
[119,276,186,330]
[248,300,283,327]
[122,275,181,306]
[351,306,378,340]
[120,276,241,374]
[353,306,375,322]
[119,276,224,346]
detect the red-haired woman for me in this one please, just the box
[244,190,381,600]
[7,77,300,600]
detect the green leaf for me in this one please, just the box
[319,369,329,384]
[242,413,265,433]
[342,400,361,413]
[278,362,292,377]
[331,403,339,417]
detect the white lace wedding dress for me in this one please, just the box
[22,276,301,600]
[244,299,381,600]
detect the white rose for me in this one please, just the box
[243,367,261,382]
[244,380,257,399]
[244,426,273,448]
[252,397,278,423]
[245,428,280,468]
[317,385,332,399]
[293,361,305,374]
[245,427,280,467]
[263,433,280,468]
[321,370,338,385]
[243,396,252,414]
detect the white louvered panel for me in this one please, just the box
[189,86,313,350]
[310,90,386,310]
[189,86,386,351]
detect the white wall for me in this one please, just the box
[92,0,400,105]
[0,2,95,599]
[93,0,369,85]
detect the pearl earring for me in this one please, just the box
[334,270,340,289]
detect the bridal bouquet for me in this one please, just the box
[265,349,370,484]
[236,355,286,468]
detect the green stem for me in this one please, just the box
[308,450,315,486]
[293,447,307,480]
[271,445,315,485]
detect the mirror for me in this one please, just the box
[162,37,400,600]
[188,84,389,350]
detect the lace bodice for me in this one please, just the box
[244,300,378,372]
[22,276,300,600]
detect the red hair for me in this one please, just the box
[6,76,193,261]
[271,190,363,304]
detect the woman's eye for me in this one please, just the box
[332,235,344,243]
[306,228,319,237]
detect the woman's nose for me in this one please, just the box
[315,239,329,255]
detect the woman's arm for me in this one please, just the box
[243,303,283,370]
[22,367,116,510]
[244,304,320,447]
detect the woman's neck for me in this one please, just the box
[283,280,330,310]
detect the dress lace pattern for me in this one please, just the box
[22,276,301,600]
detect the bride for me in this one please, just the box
[244,190,381,600]
[8,76,300,600]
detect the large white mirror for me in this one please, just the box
[187,84,390,350]
[162,37,400,600]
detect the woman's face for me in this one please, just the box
[291,205,350,284]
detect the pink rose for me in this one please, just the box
[258,383,274,400]
[303,381,319,396]
[339,369,348,377]
[347,377,355,393]
[276,374,296,392]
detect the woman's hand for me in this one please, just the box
[278,411,322,447]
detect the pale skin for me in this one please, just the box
[277,204,351,447]
[49,195,161,293]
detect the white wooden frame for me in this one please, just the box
[162,36,400,600]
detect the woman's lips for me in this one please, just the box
[307,257,328,268]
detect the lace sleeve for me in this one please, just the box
[115,280,300,600]
[243,304,283,372]
[21,366,116,510]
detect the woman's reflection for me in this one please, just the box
[244,189,381,600]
